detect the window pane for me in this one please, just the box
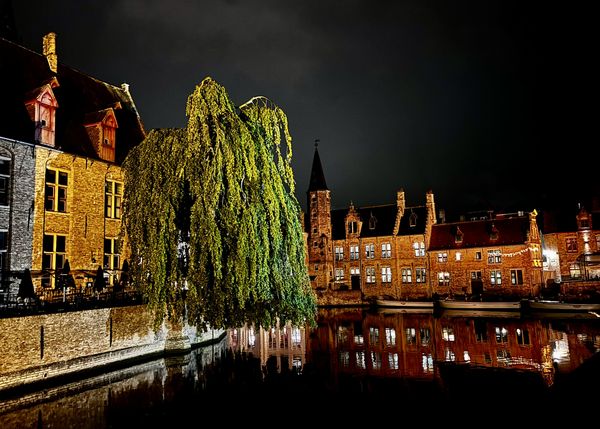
[42,254,52,270]
[45,169,55,183]
[56,235,66,252]
[115,183,123,195]
[104,239,112,254]
[58,171,68,186]
[0,159,9,175]
[55,254,64,270]
[43,235,54,252]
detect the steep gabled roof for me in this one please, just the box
[331,204,398,240]
[0,36,145,163]
[430,216,530,250]
[307,145,328,192]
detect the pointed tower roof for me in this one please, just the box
[308,141,328,191]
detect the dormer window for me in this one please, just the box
[369,213,377,230]
[348,221,357,234]
[84,108,119,162]
[455,227,464,243]
[409,211,417,227]
[24,83,59,147]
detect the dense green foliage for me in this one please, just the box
[123,78,315,329]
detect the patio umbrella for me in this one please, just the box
[94,266,106,293]
[18,268,36,299]
[115,260,129,292]
[57,260,75,289]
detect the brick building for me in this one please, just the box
[0,33,145,295]
[541,205,600,283]
[306,147,544,303]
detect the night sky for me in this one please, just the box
[10,1,598,215]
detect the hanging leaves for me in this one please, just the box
[123,77,315,329]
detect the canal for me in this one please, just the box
[1,308,599,427]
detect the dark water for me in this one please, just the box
[1,308,600,427]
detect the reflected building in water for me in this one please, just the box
[228,323,306,372]
[306,309,600,387]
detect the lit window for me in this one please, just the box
[442,327,455,342]
[401,268,412,283]
[487,249,502,264]
[335,246,344,261]
[350,267,360,276]
[0,157,10,206]
[415,268,426,283]
[422,354,434,373]
[455,252,461,261]
[45,168,68,212]
[490,270,502,286]
[381,242,391,258]
[104,238,121,285]
[365,243,375,259]
[335,268,344,281]
[566,238,578,253]
[388,353,399,370]
[570,263,581,279]
[495,326,508,343]
[42,234,66,287]
[105,180,123,219]
[437,252,448,263]
[510,269,523,285]
[437,271,450,285]
[350,245,359,260]
[381,267,392,283]
[366,267,376,284]
[348,221,357,234]
[471,271,482,280]
[413,241,425,257]
[475,251,482,261]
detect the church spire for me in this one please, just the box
[308,139,328,192]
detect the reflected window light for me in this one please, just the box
[495,326,508,343]
[422,353,434,373]
[405,327,416,344]
[497,349,511,363]
[339,351,350,367]
[248,327,256,348]
[337,326,349,345]
[385,327,396,346]
[369,327,380,345]
[371,352,382,370]
[388,353,399,370]
[463,351,470,362]
[354,334,364,345]
[292,327,302,347]
[292,356,302,370]
[517,328,530,345]
[356,351,366,369]
[445,348,456,362]
[442,327,455,342]
[420,328,431,346]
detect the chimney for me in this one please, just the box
[396,188,405,217]
[43,32,57,73]
[426,190,437,225]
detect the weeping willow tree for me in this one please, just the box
[123,77,316,329]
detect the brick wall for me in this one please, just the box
[0,305,223,392]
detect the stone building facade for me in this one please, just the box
[0,33,145,295]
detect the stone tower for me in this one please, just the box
[307,143,333,290]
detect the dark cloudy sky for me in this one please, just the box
[11,0,598,214]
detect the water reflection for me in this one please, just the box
[0,309,599,426]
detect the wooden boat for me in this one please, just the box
[526,300,600,312]
[437,299,522,311]
[440,309,521,319]
[374,299,434,309]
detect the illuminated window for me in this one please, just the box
[422,354,434,372]
[455,252,461,261]
[416,268,426,283]
[487,249,501,264]
[104,238,121,286]
[442,327,455,342]
[510,269,523,285]
[381,267,392,283]
[401,268,412,283]
[45,168,68,212]
[570,263,581,279]
[356,351,366,369]
[369,327,380,345]
[437,252,448,263]
[371,352,382,370]
[405,327,416,344]
[0,157,10,206]
[475,251,482,261]
[348,221,357,234]
[366,267,376,284]
[566,238,578,253]
[42,234,66,287]
[495,326,508,343]
[490,270,502,285]
[335,268,344,281]
[516,328,530,345]
[350,245,359,260]
[381,242,391,258]
[445,348,456,362]
[420,328,431,346]
[365,243,375,259]
[105,180,123,219]
[350,267,360,276]
[471,271,482,280]
[413,241,425,257]
[437,271,450,285]
[385,328,396,346]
